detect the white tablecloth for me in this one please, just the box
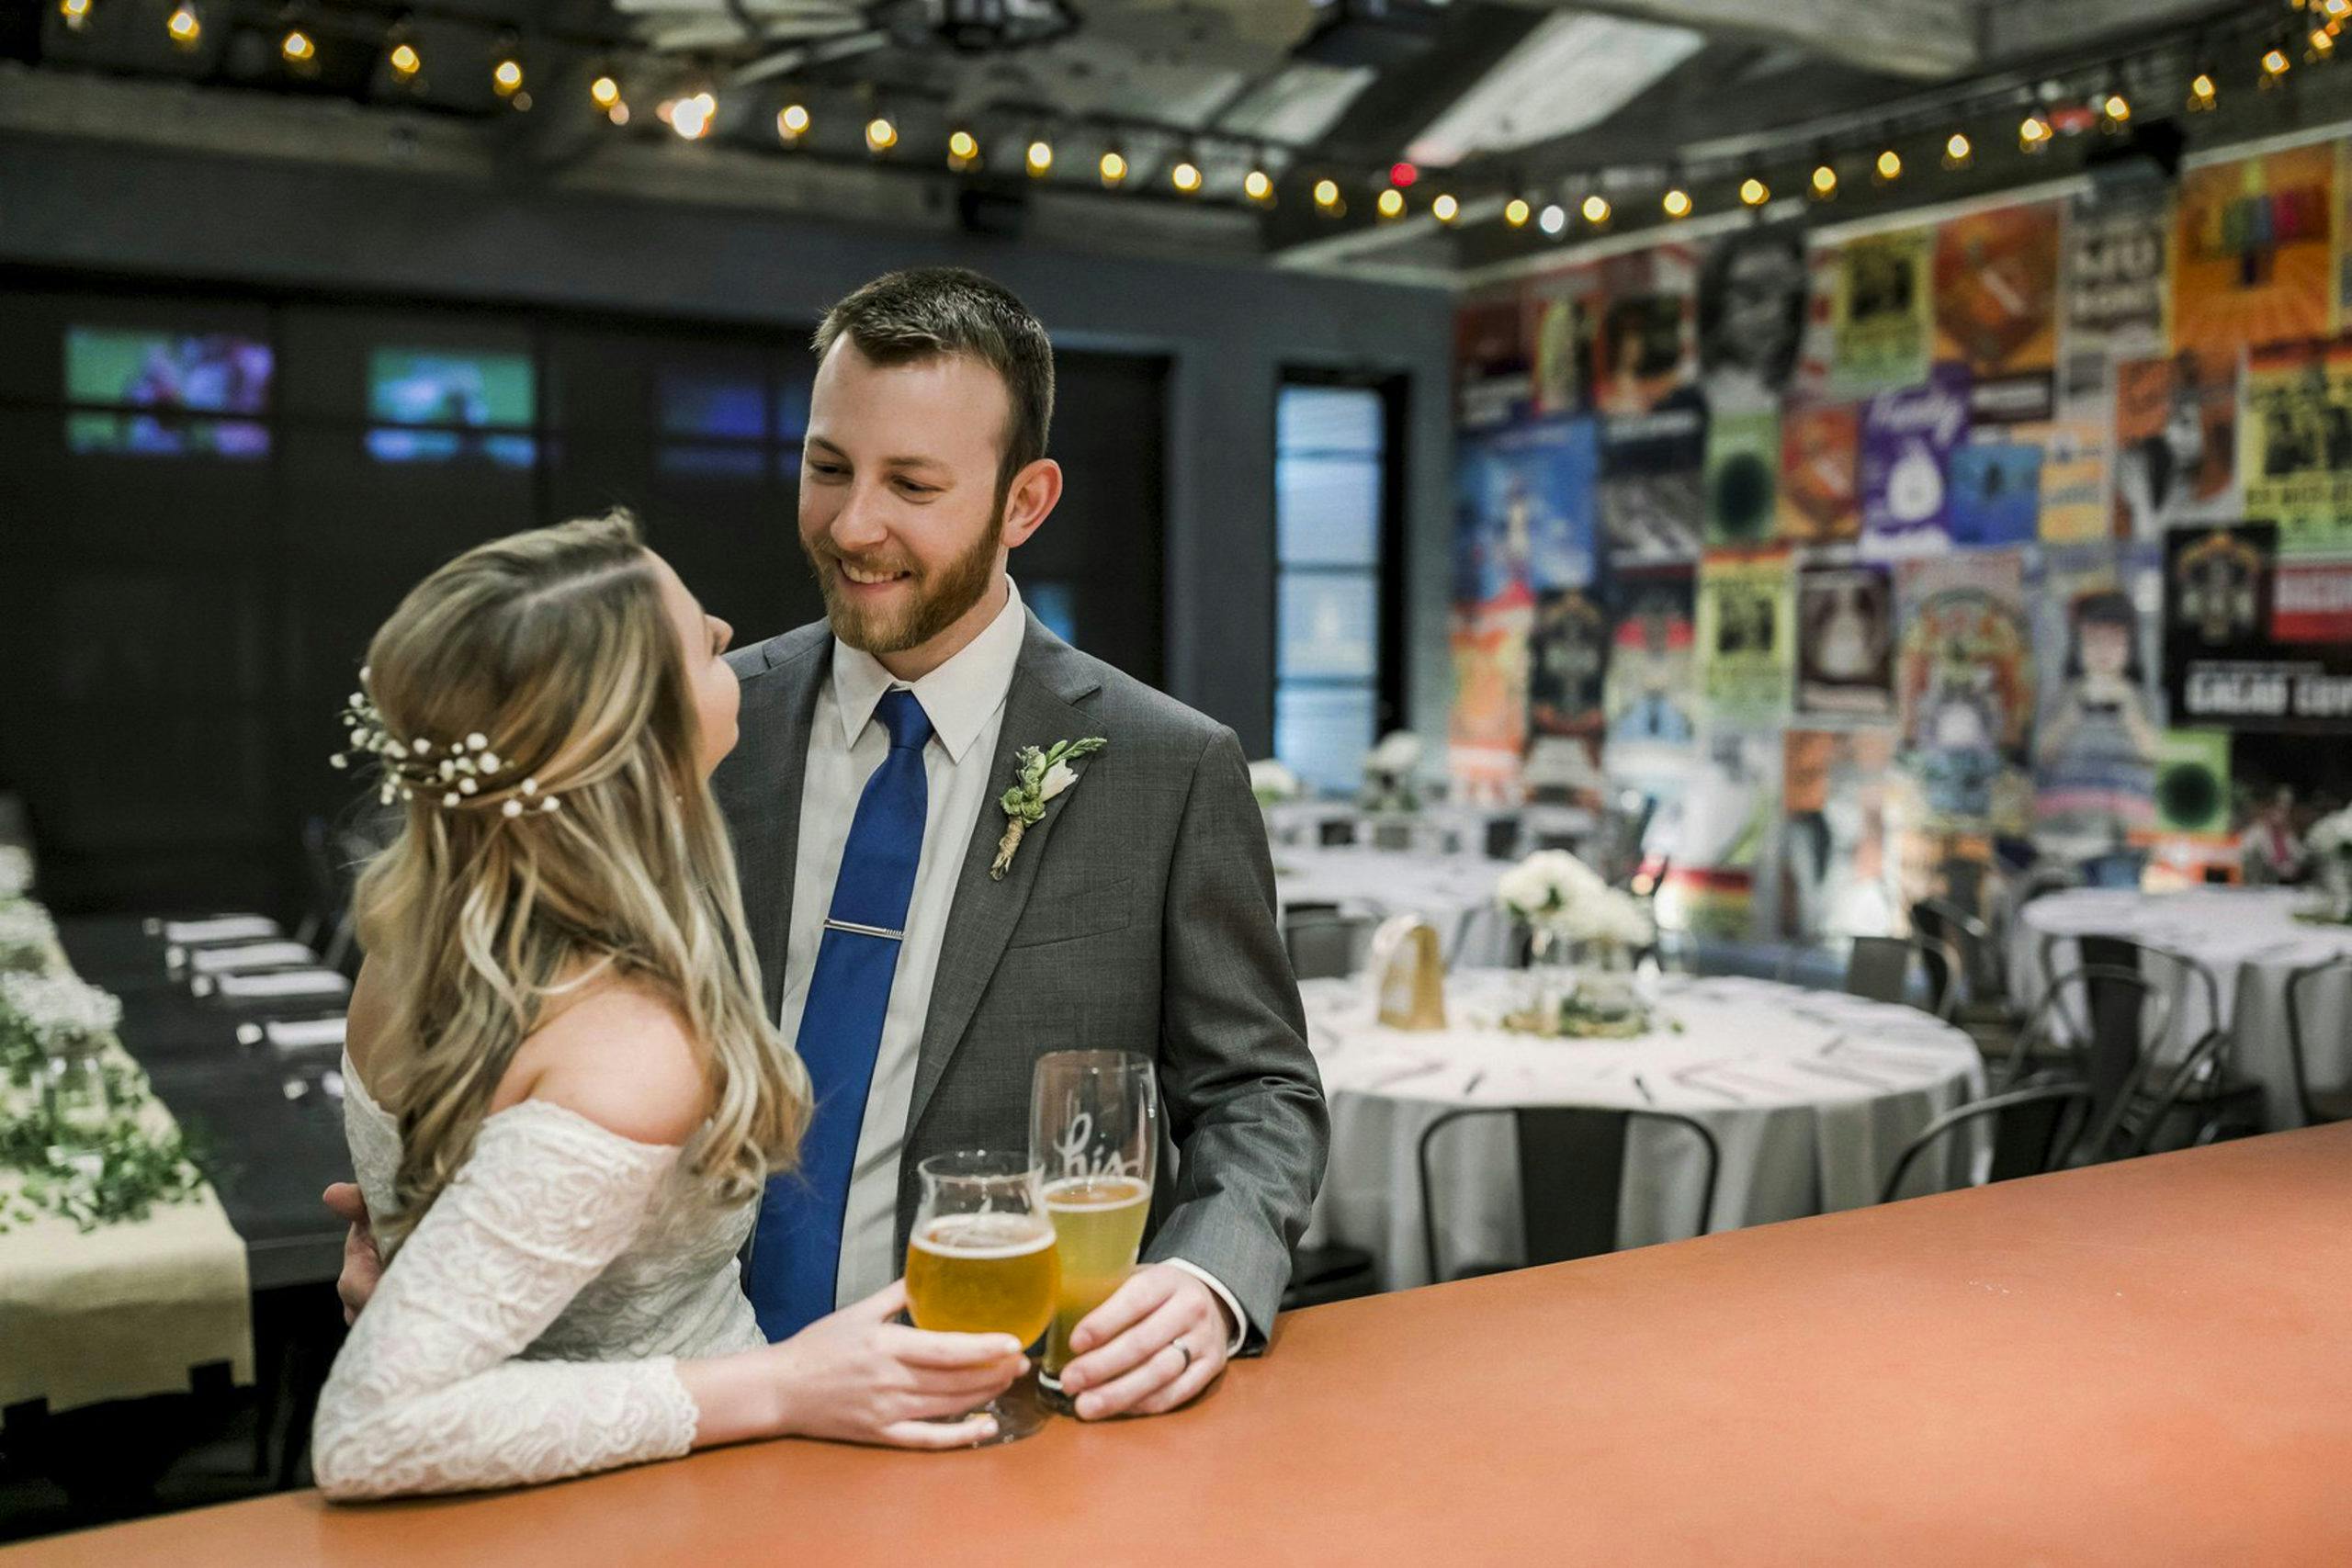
[1300,971,1986,1290]
[2012,887,2352,1129]
[1274,846,1513,967]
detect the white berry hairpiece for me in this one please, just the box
[330,669,561,818]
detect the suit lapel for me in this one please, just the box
[905,617,1102,1136]
[727,637,830,1024]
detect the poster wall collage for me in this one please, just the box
[1450,140,2352,940]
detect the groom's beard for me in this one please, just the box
[803,503,1001,656]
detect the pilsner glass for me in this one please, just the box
[903,1149,1058,1445]
[1029,1049,1159,1405]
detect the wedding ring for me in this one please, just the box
[1173,1337,1193,1371]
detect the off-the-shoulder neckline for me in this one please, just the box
[340,1050,687,1156]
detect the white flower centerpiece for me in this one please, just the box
[1249,759,1303,809]
[0,899,57,976]
[0,969,124,1142]
[1495,850,1656,1038]
[2301,806,2352,923]
[1361,730,1424,816]
[0,846,32,903]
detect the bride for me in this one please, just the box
[311,513,1026,1500]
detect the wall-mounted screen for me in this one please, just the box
[365,347,536,466]
[64,327,272,457]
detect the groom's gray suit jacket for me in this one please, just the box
[711,611,1329,1348]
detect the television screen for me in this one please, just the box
[64,327,272,457]
[366,347,536,467]
[658,370,767,440]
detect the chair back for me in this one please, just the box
[1418,1106,1719,1282]
[1317,818,1356,848]
[1878,1080,2094,1203]
[2285,957,2352,1126]
[1913,896,2003,1013]
[1284,909,1377,981]
[1483,816,1521,862]
[2007,962,2172,1153]
[1844,936,1914,1005]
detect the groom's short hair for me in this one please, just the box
[813,267,1055,496]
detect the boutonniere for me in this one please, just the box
[992,738,1107,880]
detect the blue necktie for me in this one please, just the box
[747,688,933,1340]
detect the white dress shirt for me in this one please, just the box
[777,581,1241,1348]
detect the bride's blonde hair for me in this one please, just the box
[350,512,807,1245]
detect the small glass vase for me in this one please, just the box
[1510,925,1576,1035]
[1574,941,1642,1019]
[44,1036,113,1146]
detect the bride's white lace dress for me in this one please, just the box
[310,1054,767,1499]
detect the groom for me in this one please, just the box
[711,266,1326,1419]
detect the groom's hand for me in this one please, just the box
[323,1182,382,1325]
[1058,1264,1233,1420]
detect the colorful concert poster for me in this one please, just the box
[1795,562,1894,720]
[2241,336,2352,558]
[1781,728,1900,944]
[1703,407,1781,547]
[2162,521,2352,732]
[1528,587,1611,747]
[1447,600,1532,800]
[1696,547,1795,723]
[1777,400,1860,542]
[2024,418,2113,543]
[1895,550,2034,830]
[2031,544,2164,849]
[1933,202,2061,421]
[2062,188,2170,404]
[1589,247,1700,417]
[1860,363,1970,558]
[1602,565,1700,773]
[1832,228,1933,394]
[1947,437,2043,547]
[2171,145,2335,358]
[2111,350,2239,538]
[1453,415,1600,604]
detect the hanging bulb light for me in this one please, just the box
[1100,147,1129,186]
[1430,192,1459,224]
[590,73,620,112]
[866,114,899,153]
[672,90,715,141]
[947,129,980,170]
[1942,131,1973,169]
[1810,161,1838,198]
[1537,203,1567,236]
[2310,24,2336,60]
[1503,197,1531,229]
[1023,136,1052,175]
[1875,148,1903,183]
[1661,186,1692,220]
[1170,157,1203,194]
[1244,165,1274,205]
[387,19,421,85]
[1739,175,1770,207]
[2100,91,2131,127]
[281,25,317,67]
[2188,70,2218,111]
[59,0,91,33]
[778,103,810,142]
[1375,186,1405,219]
[166,3,201,49]
[2263,44,2293,85]
[491,37,523,97]
[1314,177,1342,212]
[1580,193,1611,226]
[2018,110,2052,152]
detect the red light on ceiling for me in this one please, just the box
[1389,161,1418,187]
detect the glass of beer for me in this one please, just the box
[1030,1050,1159,1407]
[903,1150,1059,1444]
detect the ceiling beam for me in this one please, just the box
[1491,0,1975,80]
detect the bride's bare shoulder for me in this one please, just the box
[506,977,711,1147]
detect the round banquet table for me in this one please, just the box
[1273,844,1515,966]
[1298,971,1987,1290]
[2010,886,2352,1130]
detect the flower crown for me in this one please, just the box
[330,669,562,818]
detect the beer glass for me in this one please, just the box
[904,1149,1058,1444]
[1030,1050,1159,1404]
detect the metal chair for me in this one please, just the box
[1417,1106,1720,1282]
[1844,935,1958,1021]
[1912,897,2008,1021]
[1878,1080,2095,1204]
[1283,908,1378,981]
[2041,933,2265,1149]
[2283,958,2352,1126]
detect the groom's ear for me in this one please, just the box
[999,457,1063,550]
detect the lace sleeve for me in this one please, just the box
[311,1100,708,1500]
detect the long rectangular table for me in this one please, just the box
[13,1122,2351,1564]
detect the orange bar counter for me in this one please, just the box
[15,1124,2352,1566]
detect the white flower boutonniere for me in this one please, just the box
[993,737,1107,880]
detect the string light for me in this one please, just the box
[1313,177,1342,212]
[671,90,714,141]
[1170,158,1203,195]
[1023,137,1051,175]
[1503,197,1531,229]
[2311,24,2336,59]
[492,57,524,96]
[1244,166,1274,205]
[1431,192,1459,223]
[2101,91,2132,125]
[282,28,317,66]
[2018,110,2052,152]
[1811,162,1838,198]
[1943,131,1974,169]
[389,37,421,83]
[2188,70,2218,110]
[167,3,201,48]
[1389,161,1418,188]
[1662,186,1692,220]
[1375,186,1405,219]
[590,74,620,111]
[948,129,980,170]
[865,115,898,153]
[778,103,809,142]
[59,0,90,33]
[1739,175,1770,207]
[1875,148,1903,183]
[1537,202,1566,236]
[1101,148,1130,186]
[1581,193,1611,225]
[2263,45,2292,85]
